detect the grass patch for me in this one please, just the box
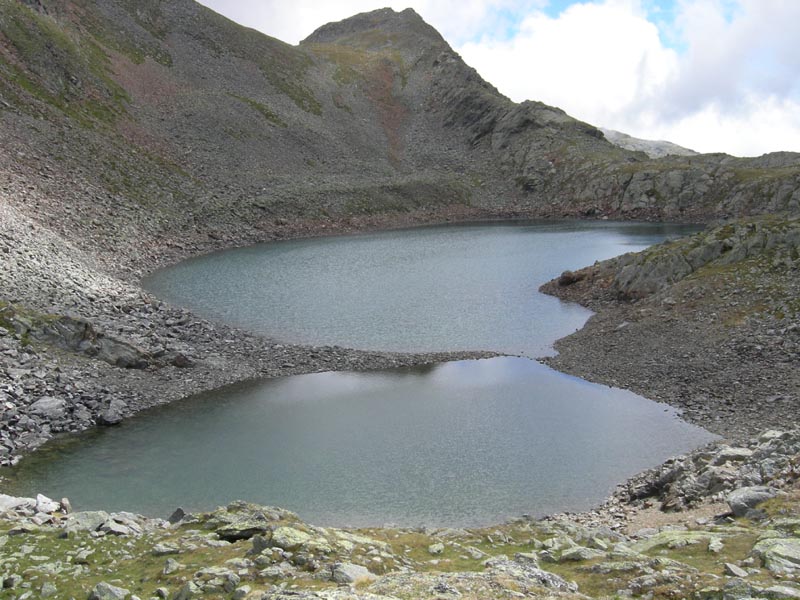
[228,93,286,127]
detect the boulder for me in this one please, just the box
[36,494,60,514]
[727,486,778,517]
[271,526,311,550]
[216,518,270,541]
[331,562,377,584]
[64,510,110,534]
[712,446,754,466]
[763,585,800,600]
[724,562,748,578]
[88,582,130,600]
[0,494,36,515]
[29,397,66,420]
[428,542,444,555]
[97,400,126,426]
[560,546,605,562]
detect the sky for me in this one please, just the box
[195,0,800,157]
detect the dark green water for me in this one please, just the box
[8,221,715,526]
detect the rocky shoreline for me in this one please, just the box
[541,216,800,441]
[0,200,504,467]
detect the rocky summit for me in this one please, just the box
[1,1,800,599]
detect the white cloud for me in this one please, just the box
[457,0,800,156]
[458,1,678,124]
[195,0,800,156]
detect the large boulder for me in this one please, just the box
[727,486,778,517]
[216,518,271,542]
[64,510,110,534]
[0,494,36,515]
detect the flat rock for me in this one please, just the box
[216,518,270,542]
[764,585,800,599]
[0,494,35,515]
[29,396,66,419]
[560,546,606,562]
[724,562,749,577]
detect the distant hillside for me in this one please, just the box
[0,0,799,279]
[601,128,699,159]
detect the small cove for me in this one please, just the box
[8,221,716,526]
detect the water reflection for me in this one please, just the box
[8,358,716,527]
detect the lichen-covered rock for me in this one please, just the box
[216,518,271,541]
[752,538,800,574]
[559,546,605,562]
[271,526,312,550]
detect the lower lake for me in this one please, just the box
[7,221,715,526]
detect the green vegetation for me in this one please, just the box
[0,2,131,126]
[228,93,287,127]
[72,0,173,66]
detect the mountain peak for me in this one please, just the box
[301,7,446,49]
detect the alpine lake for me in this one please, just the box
[7,221,716,527]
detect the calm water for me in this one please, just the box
[7,357,714,527]
[9,221,715,526]
[144,221,698,356]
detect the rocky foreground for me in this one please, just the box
[0,429,799,600]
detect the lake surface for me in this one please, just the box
[145,221,698,357]
[7,357,714,527]
[9,221,715,526]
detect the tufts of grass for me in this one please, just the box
[228,93,287,127]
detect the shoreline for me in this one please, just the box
[3,210,800,599]
[1,210,789,521]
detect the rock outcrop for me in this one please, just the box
[542,216,800,438]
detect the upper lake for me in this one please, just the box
[144,221,699,356]
[7,221,715,527]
